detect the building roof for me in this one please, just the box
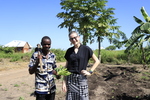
[4,40,32,48]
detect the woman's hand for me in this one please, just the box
[62,81,67,92]
[81,70,92,76]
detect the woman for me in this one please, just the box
[62,31,100,100]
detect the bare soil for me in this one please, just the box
[0,59,150,100]
[88,64,150,100]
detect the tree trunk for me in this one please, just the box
[98,36,101,63]
[82,29,88,45]
[127,53,131,65]
[141,45,146,69]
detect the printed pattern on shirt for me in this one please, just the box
[29,51,57,94]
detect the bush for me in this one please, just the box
[0,47,145,64]
[51,48,66,62]
[94,49,136,64]
[0,46,15,54]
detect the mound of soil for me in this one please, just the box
[88,64,150,100]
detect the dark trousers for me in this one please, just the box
[36,92,55,100]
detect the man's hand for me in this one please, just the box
[52,70,57,75]
[56,75,61,79]
[52,70,61,79]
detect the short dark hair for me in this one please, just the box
[41,36,51,42]
[41,36,51,45]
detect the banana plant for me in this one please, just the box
[125,7,150,68]
[141,7,150,22]
[140,7,150,34]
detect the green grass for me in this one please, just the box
[14,84,20,87]
[4,88,8,91]
[0,48,149,65]
[19,97,24,100]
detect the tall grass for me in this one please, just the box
[101,50,127,64]
[51,48,66,62]
[0,47,145,64]
[94,49,140,64]
[0,52,32,62]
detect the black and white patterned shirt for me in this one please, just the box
[29,51,57,94]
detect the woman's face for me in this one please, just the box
[69,33,80,45]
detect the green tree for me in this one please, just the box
[93,4,127,60]
[125,7,150,68]
[105,45,116,50]
[56,0,78,32]
[57,0,106,45]
[57,0,127,62]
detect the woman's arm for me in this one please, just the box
[81,53,100,76]
[62,61,68,92]
[90,53,100,72]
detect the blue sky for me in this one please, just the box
[0,0,150,50]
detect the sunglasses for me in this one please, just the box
[69,36,78,41]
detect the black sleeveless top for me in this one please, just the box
[64,44,93,74]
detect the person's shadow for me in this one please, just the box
[30,92,35,97]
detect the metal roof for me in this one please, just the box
[4,40,32,48]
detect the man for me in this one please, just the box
[29,36,58,100]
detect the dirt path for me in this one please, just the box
[0,62,66,82]
[0,62,66,100]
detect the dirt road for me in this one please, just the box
[0,62,66,100]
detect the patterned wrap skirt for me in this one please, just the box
[66,73,89,100]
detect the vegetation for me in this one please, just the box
[57,0,127,62]
[124,7,150,68]
[51,48,66,62]
[0,46,149,65]
[55,65,71,76]
[19,97,24,100]
[14,84,20,87]
[0,46,31,62]
[105,45,116,50]
[56,1,150,69]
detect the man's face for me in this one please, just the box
[41,39,51,51]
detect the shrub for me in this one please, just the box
[0,47,145,64]
[0,46,15,54]
[51,48,66,62]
